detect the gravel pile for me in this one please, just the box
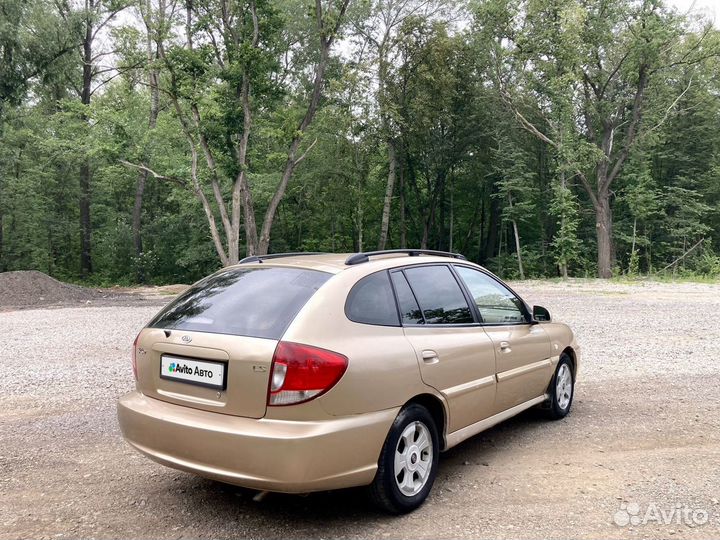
[0,270,148,309]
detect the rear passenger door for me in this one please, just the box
[392,265,497,433]
[453,266,553,413]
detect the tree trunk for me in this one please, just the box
[628,217,638,274]
[0,206,4,272]
[558,170,568,279]
[448,177,454,252]
[378,140,397,250]
[331,214,336,252]
[79,161,92,277]
[483,189,500,263]
[133,3,161,282]
[356,194,363,252]
[421,171,445,250]
[399,163,406,249]
[0,112,4,271]
[421,189,437,250]
[461,197,480,256]
[596,191,613,279]
[79,9,93,278]
[257,136,304,255]
[508,194,524,279]
[511,218,524,279]
[132,171,146,279]
[233,71,256,260]
[497,219,505,275]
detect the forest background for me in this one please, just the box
[1,0,719,285]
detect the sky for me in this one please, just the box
[667,0,720,26]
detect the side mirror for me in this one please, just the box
[532,305,551,322]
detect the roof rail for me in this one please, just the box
[239,252,327,264]
[345,249,467,266]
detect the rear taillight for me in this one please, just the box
[131,332,140,381]
[268,342,348,406]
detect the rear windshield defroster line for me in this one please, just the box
[148,267,331,340]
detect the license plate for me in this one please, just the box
[160,355,226,390]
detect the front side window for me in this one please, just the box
[148,267,331,339]
[455,266,526,324]
[402,265,474,324]
[345,271,400,326]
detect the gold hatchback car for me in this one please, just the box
[118,250,579,513]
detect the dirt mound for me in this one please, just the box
[0,270,122,308]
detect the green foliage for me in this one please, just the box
[0,0,719,284]
[550,179,583,273]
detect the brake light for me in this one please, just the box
[268,342,348,406]
[131,332,140,381]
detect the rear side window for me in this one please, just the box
[403,265,474,324]
[345,271,400,326]
[148,267,331,339]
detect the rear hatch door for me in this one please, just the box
[135,265,331,418]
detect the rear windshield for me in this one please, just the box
[148,267,331,339]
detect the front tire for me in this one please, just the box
[369,404,439,514]
[545,354,574,420]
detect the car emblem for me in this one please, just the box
[181,335,192,343]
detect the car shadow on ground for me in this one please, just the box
[144,406,573,531]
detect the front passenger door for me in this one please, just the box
[393,265,497,433]
[454,266,552,413]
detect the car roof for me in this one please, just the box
[230,252,482,275]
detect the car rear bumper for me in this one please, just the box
[117,391,398,493]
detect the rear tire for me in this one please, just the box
[369,404,439,514]
[545,354,574,420]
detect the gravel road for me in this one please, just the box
[2,279,720,539]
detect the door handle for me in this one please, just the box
[421,350,440,364]
[499,341,511,352]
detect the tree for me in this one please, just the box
[390,18,481,251]
[0,0,77,271]
[53,0,131,277]
[129,0,164,282]
[134,0,350,266]
[478,0,718,277]
[492,131,537,279]
[349,0,451,250]
[550,167,583,278]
